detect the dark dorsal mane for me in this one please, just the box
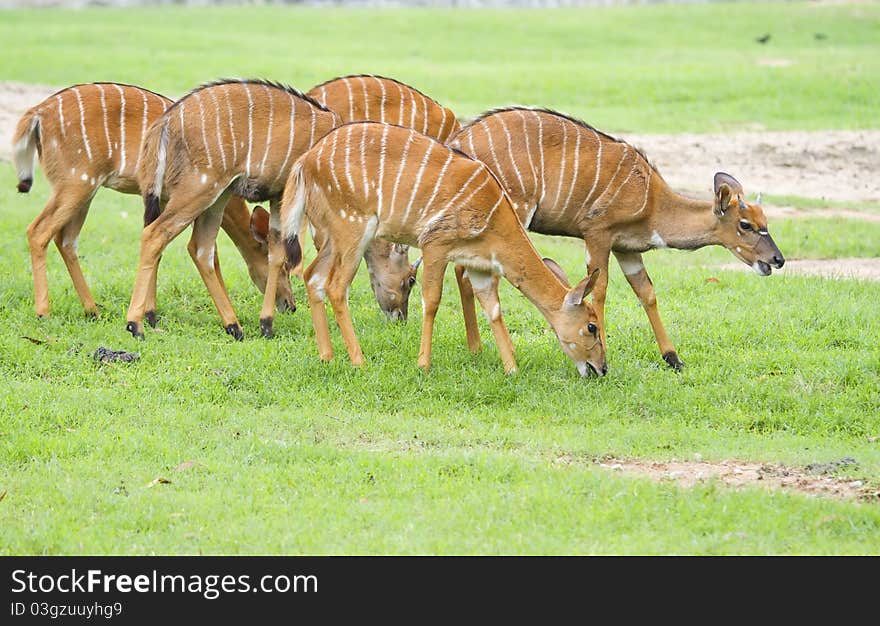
[309,74,448,109]
[458,106,662,178]
[165,78,333,115]
[47,82,171,104]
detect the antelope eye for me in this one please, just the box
[739,220,753,231]
[408,276,417,287]
[587,323,598,336]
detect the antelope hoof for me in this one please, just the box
[126,321,144,340]
[225,323,244,342]
[663,351,684,371]
[260,317,274,339]
[145,310,158,328]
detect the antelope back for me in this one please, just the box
[449,108,656,234]
[308,75,460,143]
[293,122,509,249]
[22,83,171,194]
[152,79,339,203]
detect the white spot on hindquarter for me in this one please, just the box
[349,215,355,222]
[90,177,95,186]
[651,231,667,248]
[340,209,347,219]
[617,255,644,276]
[736,246,742,253]
[80,173,87,181]
[201,173,208,184]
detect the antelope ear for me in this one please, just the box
[543,258,571,288]
[564,268,601,308]
[392,243,409,256]
[713,172,742,216]
[250,206,270,246]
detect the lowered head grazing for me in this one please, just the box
[712,172,785,276]
[363,241,420,322]
[543,260,607,377]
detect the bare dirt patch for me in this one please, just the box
[557,455,878,502]
[625,129,880,204]
[719,257,880,281]
[0,82,58,162]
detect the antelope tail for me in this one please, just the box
[12,110,40,193]
[281,159,307,269]
[139,119,169,226]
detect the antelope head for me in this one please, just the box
[249,206,297,312]
[544,260,607,377]
[712,172,785,276]
[363,241,419,322]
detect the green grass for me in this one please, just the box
[1,167,879,554]
[1,2,880,554]
[0,2,878,132]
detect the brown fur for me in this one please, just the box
[261,122,606,377]
[11,82,286,320]
[447,107,785,367]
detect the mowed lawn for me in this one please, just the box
[1,3,879,555]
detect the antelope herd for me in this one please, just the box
[11,75,784,377]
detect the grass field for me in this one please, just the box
[1,2,879,555]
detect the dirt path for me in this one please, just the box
[0,82,58,161]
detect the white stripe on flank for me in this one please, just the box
[320,86,327,106]
[395,81,405,125]
[607,160,638,208]
[419,150,454,220]
[592,145,628,212]
[360,123,369,199]
[376,124,389,218]
[477,192,505,235]
[409,90,417,130]
[343,124,356,193]
[195,93,212,169]
[437,106,447,141]
[482,121,510,191]
[562,128,581,211]
[580,129,604,212]
[467,133,476,159]
[112,84,126,173]
[498,115,525,195]
[450,174,491,218]
[136,89,148,171]
[178,102,191,156]
[534,111,546,204]
[388,130,416,218]
[359,76,369,119]
[209,89,227,171]
[259,85,274,174]
[96,84,112,158]
[374,76,386,123]
[72,87,92,161]
[309,105,316,148]
[633,172,651,216]
[223,85,237,165]
[517,110,537,192]
[275,93,296,183]
[244,83,254,176]
[328,127,341,190]
[56,94,66,138]
[343,77,354,120]
[402,139,434,223]
[439,165,484,216]
[554,120,568,208]
[420,95,429,135]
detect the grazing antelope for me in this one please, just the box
[303,74,461,320]
[448,108,785,369]
[261,122,607,377]
[127,79,340,340]
[11,82,293,322]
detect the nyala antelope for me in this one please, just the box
[448,107,785,369]
[261,122,607,377]
[303,74,462,320]
[11,82,291,323]
[127,79,341,340]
